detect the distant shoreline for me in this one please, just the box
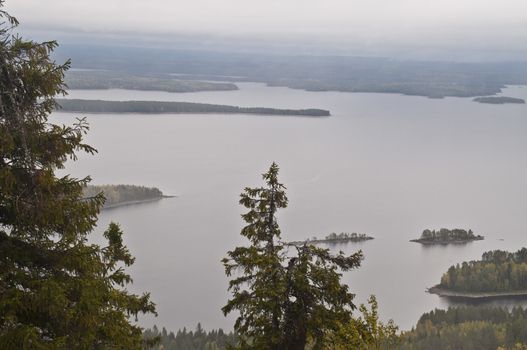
[473,96,525,104]
[287,236,374,246]
[427,285,527,300]
[56,99,331,117]
[102,195,175,210]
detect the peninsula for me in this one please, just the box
[56,99,331,117]
[287,232,374,246]
[83,184,173,209]
[473,96,525,104]
[428,248,527,300]
[410,228,483,244]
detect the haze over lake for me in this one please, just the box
[53,83,527,331]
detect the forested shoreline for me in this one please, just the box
[56,99,331,117]
[433,248,527,296]
[83,184,169,209]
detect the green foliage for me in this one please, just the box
[56,99,330,117]
[416,228,483,242]
[143,324,237,350]
[398,306,527,350]
[0,4,155,348]
[84,184,164,208]
[222,163,390,349]
[330,296,399,350]
[439,248,527,293]
[222,162,289,349]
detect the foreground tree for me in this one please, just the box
[0,3,155,348]
[222,162,288,349]
[223,163,391,349]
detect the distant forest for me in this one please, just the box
[398,306,527,350]
[149,306,527,350]
[438,248,527,293]
[143,324,236,350]
[56,45,527,98]
[56,99,330,116]
[83,184,164,208]
[66,70,238,93]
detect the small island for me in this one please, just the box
[473,96,525,104]
[56,99,331,117]
[83,184,174,209]
[428,248,527,300]
[410,228,483,244]
[287,232,374,246]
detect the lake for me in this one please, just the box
[53,83,527,332]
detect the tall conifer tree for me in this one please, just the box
[222,162,288,349]
[223,163,390,349]
[0,3,155,348]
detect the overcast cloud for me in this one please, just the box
[5,0,527,58]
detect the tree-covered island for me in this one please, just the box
[56,99,331,117]
[287,232,374,246]
[83,184,173,209]
[411,228,483,244]
[473,96,526,104]
[428,248,527,299]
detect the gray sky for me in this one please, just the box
[6,0,527,59]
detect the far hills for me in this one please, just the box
[57,45,527,98]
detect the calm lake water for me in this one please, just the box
[53,83,527,332]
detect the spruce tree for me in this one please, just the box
[0,3,155,348]
[222,162,288,349]
[223,163,378,349]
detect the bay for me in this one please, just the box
[53,83,527,331]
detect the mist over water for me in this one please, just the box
[54,84,527,331]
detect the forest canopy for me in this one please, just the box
[398,306,527,350]
[437,248,527,293]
